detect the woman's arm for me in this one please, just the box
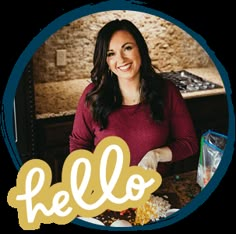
[138,80,199,170]
[166,80,199,162]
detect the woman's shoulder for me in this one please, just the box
[84,81,95,92]
[77,81,95,103]
[159,77,184,104]
[155,74,179,93]
[164,78,181,95]
[80,81,95,97]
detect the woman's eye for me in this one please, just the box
[107,52,115,57]
[124,45,132,51]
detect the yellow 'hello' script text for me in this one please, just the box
[7,136,162,230]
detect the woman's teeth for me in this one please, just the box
[118,64,131,71]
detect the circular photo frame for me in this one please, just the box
[1,0,235,231]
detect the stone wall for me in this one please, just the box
[33,10,213,84]
[32,10,215,117]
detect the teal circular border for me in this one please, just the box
[1,0,235,231]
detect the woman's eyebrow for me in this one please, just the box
[121,42,135,48]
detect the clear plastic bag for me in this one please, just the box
[196,130,227,188]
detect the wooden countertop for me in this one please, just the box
[35,66,226,119]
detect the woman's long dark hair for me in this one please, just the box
[86,19,166,129]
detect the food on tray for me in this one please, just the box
[89,194,171,226]
[134,194,171,225]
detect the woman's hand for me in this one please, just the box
[138,150,160,170]
[138,147,172,170]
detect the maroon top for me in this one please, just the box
[69,80,199,176]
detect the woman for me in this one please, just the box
[69,19,199,177]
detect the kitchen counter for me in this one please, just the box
[154,170,201,208]
[83,170,201,226]
[182,67,226,99]
[34,66,226,119]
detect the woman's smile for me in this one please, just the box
[117,63,132,71]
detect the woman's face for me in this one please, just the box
[106,30,141,82]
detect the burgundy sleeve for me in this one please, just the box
[166,81,199,162]
[69,83,95,153]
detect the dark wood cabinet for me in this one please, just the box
[35,115,74,183]
[14,60,37,164]
[170,93,229,175]
[186,94,228,139]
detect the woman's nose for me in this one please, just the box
[117,51,126,62]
